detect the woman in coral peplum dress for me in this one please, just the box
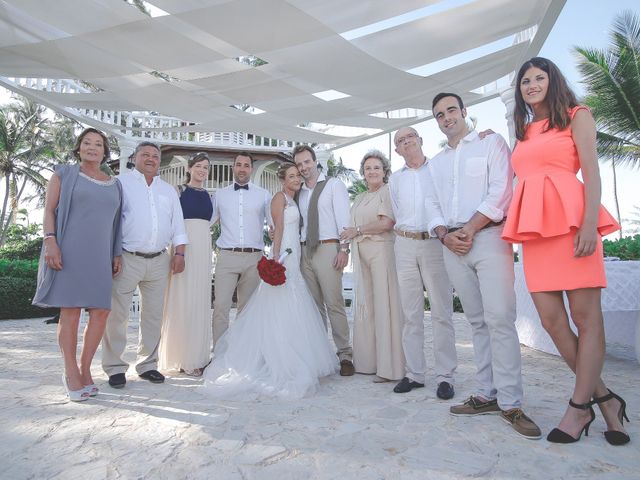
[502,57,629,446]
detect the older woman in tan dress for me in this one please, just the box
[341,150,404,382]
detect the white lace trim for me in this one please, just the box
[79,172,117,186]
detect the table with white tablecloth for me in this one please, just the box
[514,261,640,363]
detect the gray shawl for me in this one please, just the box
[33,164,123,306]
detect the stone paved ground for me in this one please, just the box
[1,313,638,479]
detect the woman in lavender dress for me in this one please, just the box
[33,128,122,402]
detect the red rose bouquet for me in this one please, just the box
[257,248,292,286]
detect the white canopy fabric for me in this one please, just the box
[0,0,566,147]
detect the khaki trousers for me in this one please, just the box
[394,236,457,384]
[212,250,262,349]
[301,243,352,361]
[102,250,170,376]
[442,227,522,409]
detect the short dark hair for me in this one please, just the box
[514,56,578,141]
[292,144,316,163]
[432,92,464,111]
[72,127,110,164]
[234,151,254,165]
[134,141,160,156]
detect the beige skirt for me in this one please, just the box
[159,219,212,372]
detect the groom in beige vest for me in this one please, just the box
[293,145,354,376]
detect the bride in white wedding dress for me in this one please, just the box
[202,163,338,399]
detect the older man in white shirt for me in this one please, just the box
[211,152,271,348]
[389,127,458,399]
[103,141,188,388]
[426,92,541,439]
[293,145,354,376]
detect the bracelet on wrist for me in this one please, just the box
[44,232,56,239]
[174,252,185,257]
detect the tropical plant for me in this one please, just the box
[575,10,640,238]
[0,99,55,245]
[603,234,640,260]
[0,98,79,245]
[326,155,358,183]
[348,179,368,200]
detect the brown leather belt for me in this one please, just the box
[221,247,262,253]
[394,229,431,240]
[123,249,165,259]
[300,239,340,246]
[447,219,505,234]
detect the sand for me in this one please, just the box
[1,313,637,479]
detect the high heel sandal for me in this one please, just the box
[592,389,630,446]
[546,399,595,443]
[62,373,90,402]
[84,384,99,397]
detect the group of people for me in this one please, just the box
[33,57,629,445]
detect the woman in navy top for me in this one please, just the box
[160,152,214,376]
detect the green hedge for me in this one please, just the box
[0,259,39,278]
[425,295,464,313]
[0,238,42,260]
[0,276,56,320]
[0,249,53,319]
[603,234,640,260]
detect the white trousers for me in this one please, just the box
[442,227,522,409]
[394,236,457,384]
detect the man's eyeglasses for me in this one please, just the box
[395,132,419,146]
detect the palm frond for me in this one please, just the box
[574,10,640,169]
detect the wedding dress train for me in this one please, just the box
[202,196,338,399]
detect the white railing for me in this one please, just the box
[159,162,281,195]
[5,76,299,150]
[159,162,234,190]
[260,169,280,194]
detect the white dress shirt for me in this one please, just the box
[118,169,188,253]
[388,161,432,232]
[298,173,351,242]
[212,182,271,249]
[425,130,513,235]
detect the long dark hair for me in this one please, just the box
[184,152,210,183]
[514,57,578,141]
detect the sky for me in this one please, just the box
[333,0,640,235]
[1,0,638,233]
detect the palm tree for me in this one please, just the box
[326,155,358,184]
[0,99,56,244]
[0,98,83,245]
[575,10,640,238]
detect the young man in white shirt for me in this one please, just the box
[389,128,457,398]
[293,145,354,376]
[103,141,188,388]
[426,92,541,439]
[211,152,271,349]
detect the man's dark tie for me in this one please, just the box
[234,183,248,191]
